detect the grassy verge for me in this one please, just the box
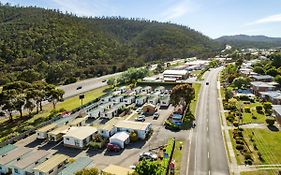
[0,86,109,143]
[240,102,266,124]
[240,170,281,175]
[190,83,201,115]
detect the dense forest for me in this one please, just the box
[216,35,281,49]
[0,3,221,85]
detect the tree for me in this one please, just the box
[0,90,17,121]
[134,160,163,175]
[232,77,250,89]
[253,66,265,75]
[265,118,275,126]
[266,67,278,77]
[32,81,47,112]
[75,168,99,175]
[270,53,281,68]
[17,69,42,83]
[274,75,281,85]
[170,84,195,108]
[46,85,64,110]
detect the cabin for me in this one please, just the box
[114,121,152,140]
[11,150,49,175]
[58,157,92,175]
[33,154,69,175]
[148,96,159,105]
[69,117,87,127]
[0,144,17,157]
[160,95,170,107]
[63,127,98,149]
[48,125,70,142]
[133,86,142,94]
[154,86,165,93]
[97,118,123,138]
[0,147,32,174]
[136,96,147,106]
[100,95,113,104]
[123,96,135,105]
[101,103,125,119]
[141,86,152,93]
[118,86,129,93]
[36,123,57,139]
[88,108,103,119]
[112,96,124,105]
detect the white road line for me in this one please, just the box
[207,126,209,132]
[209,170,211,175]
[208,151,210,159]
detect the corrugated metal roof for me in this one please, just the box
[115,121,151,131]
[37,123,57,133]
[0,144,17,156]
[33,154,69,173]
[0,147,31,165]
[58,157,92,175]
[63,126,97,140]
[13,150,49,169]
[102,164,133,175]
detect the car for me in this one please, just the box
[76,86,82,90]
[135,115,145,122]
[136,108,142,114]
[206,82,209,85]
[102,79,107,83]
[139,152,158,161]
[107,143,121,152]
[153,112,159,120]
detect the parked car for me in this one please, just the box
[153,112,159,120]
[102,79,107,83]
[139,152,158,161]
[136,108,142,114]
[206,82,209,85]
[107,143,121,152]
[76,86,82,90]
[135,115,145,122]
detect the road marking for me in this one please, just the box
[209,170,211,175]
[208,151,210,159]
[207,126,209,132]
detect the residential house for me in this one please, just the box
[109,132,130,149]
[133,86,142,94]
[250,81,276,95]
[154,86,165,93]
[136,96,147,106]
[141,86,152,93]
[12,150,49,175]
[260,91,281,104]
[63,126,98,149]
[0,147,32,174]
[33,154,69,175]
[58,157,92,175]
[251,75,273,82]
[123,96,135,105]
[69,117,87,127]
[48,125,70,142]
[36,123,57,139]
[100,95,113,104]
[272,105,281,126]
[160,95,170,107]
[114,121,152,140]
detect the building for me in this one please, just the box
[102,164,134,175]
[163,69,189,82]
[63,126,98,149]
[100,95,113,104]
[0,147,32,174]
[0,144,17,157]
[272,105,281,126]
[12,150,49,175]
[112,96,124,105]
[33,154,69,175]
[251,75,273,82]
[160,95,170,107]
[88,108,103,119]
[97,118,123,138]
[36,123,57,139]
[69,117,87,127]
[133,86,142,94]
[148,96,159,105]
[58,157,92,175]
[101,103,125,119]
[48,125,70,142]
[260,91,281,104]
[109,132,130,149]
[250,81,276,95]
[154,86,165,93]
[142,103,157,115]
[136,96,147,106]
[118,86,129,93]
[114,121,152,140]
[141,86,152,93]
[123,96,135,105]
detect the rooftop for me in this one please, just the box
[0,147,31,165]
[48,125,70,136]
[37,123,57,133]
[163,69,188,75]
[97,117,123,130]
[58,157,92,175]
[0,144,17,156]
[69,117,87,126]
[13,150,49,170]
[102,164,134,175]
[251,75,273,80]
[110,132,130,142]
[33,154,69,173]
[115,120,151,131]
[250,81,275,88]
[260,91,281,99]
[64,126,98,140]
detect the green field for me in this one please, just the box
[241,170,281,175]
[190,83,201,115]
[240,102,266,124]
[0,86,109,143]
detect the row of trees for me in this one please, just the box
[0,81,64,121]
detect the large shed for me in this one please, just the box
[109,132,130,149]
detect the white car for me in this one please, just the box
[136,108,142,114]
[139,152,158,161]
[135,115,145,122]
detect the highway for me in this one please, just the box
[188,67,229,175]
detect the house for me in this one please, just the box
[0,147,32,174]
[102,164,134,175]
[97,118,123,138]
[154,86,165,93]
[142,103,157,115]
[163,69,189,82]
[36,123,57,139]
[99,102,113,111]
[58,157,92,175]
[260,91,281,104]
[69,117,87,127]
[109,132,130,149]
[272,105,281,126]
[141,86,152,93]
[251,75,273,82]
[112,96,124,105]
[11,150,49,175]
[148,96,159,105]
[0,144,17,157]
[48,125,70,142]
[136,96,147,106]
[123,96,135,105]
[160,95,170,107]
[133,86,142,94]
[101,103,125,119]
[114,121,152,140]
[33,154,69,175]
[118,86,129,93]
[250,81,276,95]
[100,95,113,104]
[63,126,98,149]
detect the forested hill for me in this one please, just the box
[0,4,221,85]
[216,35,281,49]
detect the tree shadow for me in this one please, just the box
[267,125,280,132]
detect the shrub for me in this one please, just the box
[236,144,244,150]
[233,121,239,127]
[244,153,253,160]
[235,140,244,145]
[256,106,263,113]
[265,118,275,126]
[253,143,258,150]
[244,107,251,113]
[226,115,235,123]
[245,159,253,165]
[252,115,257,119]
[130,131,138,142]
[238,131,243,137]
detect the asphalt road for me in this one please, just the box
[188,67,229,175]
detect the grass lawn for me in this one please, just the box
[0,86,109,143]
[240,101,266,124]
[229,127,281,165]
[190,83,201,115]
[240,170,281,175]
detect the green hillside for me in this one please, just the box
[0,4,221,85]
